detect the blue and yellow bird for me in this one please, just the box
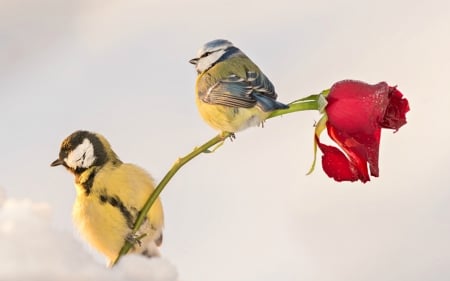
[189,39,288,135]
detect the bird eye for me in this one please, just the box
[77,152,86,163]
[200,51,211,58]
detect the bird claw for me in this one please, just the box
[203,132,236,153]
[126,233,147,247]
[219,131,235,141]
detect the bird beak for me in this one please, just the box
[50,158,64,167]
[189,58,199,65]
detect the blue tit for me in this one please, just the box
[189,39,288,135]
[51,130,164,265]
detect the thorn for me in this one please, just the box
[204,140,225,153]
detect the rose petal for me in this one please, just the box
[316,136,361,182]
[315,80,409,183]
[326,124,373,180]
[380,86,410,131]
[326,81,389,135]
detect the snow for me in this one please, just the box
[0,195,178,281]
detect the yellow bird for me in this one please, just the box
[189,39,288,135]
[51,130,164,265]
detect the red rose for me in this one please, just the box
[311,80,410,183]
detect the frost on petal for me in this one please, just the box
[314,80,410,183]
[326,81,389,135]
[380,86,410,131]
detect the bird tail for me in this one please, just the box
[254,93,289,112]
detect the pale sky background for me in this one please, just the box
[1,0,450,280]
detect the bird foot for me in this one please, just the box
[220,131,235,141]
[126,233,147,247]
[203,132,235,153]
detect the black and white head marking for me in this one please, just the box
[52,130,109,174]
[64,138,96,170]
[190,39,240,73]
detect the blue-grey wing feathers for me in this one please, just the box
[203,75,256,108]
[202,72,288,112]
[253,93,289,112]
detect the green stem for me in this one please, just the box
[112,133,230,265]
[112,94,321,266]
[268,95,320,119]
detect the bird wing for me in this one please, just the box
[203,74,256,108]
[202,71,286,112]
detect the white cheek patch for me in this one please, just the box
[65,138,96,169]
[196,49,226,73]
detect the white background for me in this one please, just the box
[1,0,450,280]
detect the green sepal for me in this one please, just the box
[306,114,328,175]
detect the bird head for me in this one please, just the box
[51,130,117,175]
[189,39,240,74]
